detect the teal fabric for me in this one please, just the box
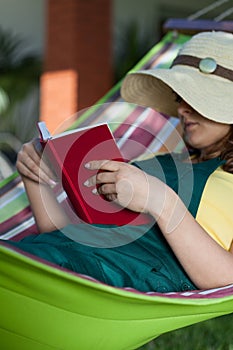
[134,153,224,217]
[5,154,224,293]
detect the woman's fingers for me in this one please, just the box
[84,172,116,187]
[17,144,39,178]
[33,138,58,181]
[84,160,120,187]
[98,183,116,196]
[16,159,41,183]
[16,141,57,186]
[84,161,119,201]
[84,159,152,213]
[85,160,121,172]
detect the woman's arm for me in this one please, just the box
[86,159,233,290]
[156,186,233,290]
[16,140,69,232]
[22,177,69,232]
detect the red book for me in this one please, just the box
[37,122,152,226]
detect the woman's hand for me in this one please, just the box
[84,160,168,218]
[16,138,57,186]
[16,139,69,232]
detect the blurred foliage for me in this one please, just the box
[0,26,42,161]
[114,21,153,82]
[139,313,233,350]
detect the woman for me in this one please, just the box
[6,31,233,293]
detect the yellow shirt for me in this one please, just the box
[196,167,233,251]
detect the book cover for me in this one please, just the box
[38,122,151,226]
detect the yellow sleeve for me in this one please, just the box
[196,167,233,251]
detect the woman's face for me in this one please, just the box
[177,99,231,154]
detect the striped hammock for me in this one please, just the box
[1,31,233,350]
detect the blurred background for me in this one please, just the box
[0,0,232,179]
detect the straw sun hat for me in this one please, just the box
[121,31,233,124]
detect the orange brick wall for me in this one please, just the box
[40,0,113,133]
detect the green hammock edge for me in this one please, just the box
[0,170,19,188]
[1,243,233,350]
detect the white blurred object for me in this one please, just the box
[0,151,15,180]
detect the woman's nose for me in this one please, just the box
[177,100,193,115]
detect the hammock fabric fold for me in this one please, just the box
[1,31,233,350]
[1,242,233,350]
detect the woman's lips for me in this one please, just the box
[184,122,199,131]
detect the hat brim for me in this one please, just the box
[121,66,233,124]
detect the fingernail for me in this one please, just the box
[83,180,89,187]
[92,188,98,195]
[85,163,90,168]
[49,179,57,188]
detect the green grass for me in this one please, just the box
[139,314,233,350]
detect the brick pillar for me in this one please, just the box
[40,0,113,134]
